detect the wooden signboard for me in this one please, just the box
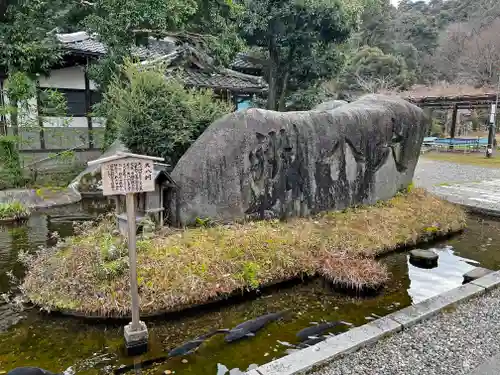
[87,152,164,346]
[101,158,155,196]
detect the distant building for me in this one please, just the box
[231,52,266,77]
[0,32,267,164]
[231,52,267,110]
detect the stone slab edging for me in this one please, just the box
[246,270,500,375]
[430,189,500,218]
[0,187,82,210]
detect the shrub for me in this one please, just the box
[0,136,23,189]
[0,201,30,221]
[429,119,444,137]
[100,63,234,165]
[338,46,412,94]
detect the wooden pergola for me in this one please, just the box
[402,92,499,151]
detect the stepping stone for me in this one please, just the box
[463,267,493,284]
[409,249,439,269]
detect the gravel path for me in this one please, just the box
[311,287,500,375]
[414,159,500,190]
[310,159,500,375]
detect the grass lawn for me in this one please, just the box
[422,151,500,168]
[20,189,466,318]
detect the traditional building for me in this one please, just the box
[231,52,265,77]
[231,52,267,110]
[0,32,267,163]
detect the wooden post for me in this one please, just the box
[486,77,499,158]
[0,78,6,136]
[84,62,93,149]
[88,151,164,356]
[35,84,45,149]
[126,193,140,331]
[449,104,458,150]
[159,187,164,227]
[487,103,497,158]
[424,107,433,136]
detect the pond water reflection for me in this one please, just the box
[407,246,479,304]
[0,212,499,375]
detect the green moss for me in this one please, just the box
[423,225,439,233]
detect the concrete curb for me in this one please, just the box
[247,270,500,375]
[429,186,500,218]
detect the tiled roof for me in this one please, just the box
[179,69,266,93]
[57,32,267,93]
[231,52,266,71]
[56,32,176,60]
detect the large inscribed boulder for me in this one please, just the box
[171,94,426,225]
[312,100,348,111]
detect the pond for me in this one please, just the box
[1,205,500,375]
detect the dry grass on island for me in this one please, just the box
[20,188,466,318]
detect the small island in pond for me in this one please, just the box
[20,95,467,318]
[21,188,465,318]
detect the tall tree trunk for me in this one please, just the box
[277,70,290,112]
[277,47,295,112]
[0,79,6,136]
[10,97,18,137]
[267,37,279,111]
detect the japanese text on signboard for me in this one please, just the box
[101,158,155,195]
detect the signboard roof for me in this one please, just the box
[90,152,165,196]
[88,151,164,166]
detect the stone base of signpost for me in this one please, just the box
[124,321,149,356]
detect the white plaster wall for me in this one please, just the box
[42,116,88,128]
[38,66,98,90]
[1,91,38,123]
[40,116,105,130]
[2,67,103,150]
[38,66,86,89]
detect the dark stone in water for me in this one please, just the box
[409,249,438,269]
[463,267,493,284]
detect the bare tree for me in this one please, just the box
[457,18,500,85]
[432,22,471,82]
[432,17,500,86]
[355,73,398,93]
